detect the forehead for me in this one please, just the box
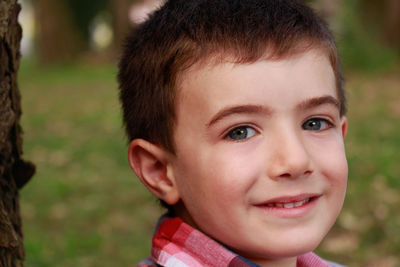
[176,49,336,113]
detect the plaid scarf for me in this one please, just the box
[138,216,334,267]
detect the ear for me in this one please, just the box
[340,116,348,138]
[128,139,180,205]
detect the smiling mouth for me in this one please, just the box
[256,194,321,209]
[265,198,311,208]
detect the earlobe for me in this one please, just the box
[128,139,180,205]
[341,116,348,138]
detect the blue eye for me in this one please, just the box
[302,118,332,131]
[226,126,256,141]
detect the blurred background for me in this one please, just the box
[17,0,399,266]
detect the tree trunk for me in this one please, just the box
[110,0,133,51]
[0,0,35,266]
[383,0,400,52]
[359,0,400,52]
[34,0,86,63]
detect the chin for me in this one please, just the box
[240,231,325,260]
[274,241,319,258]
[279,231,327,257]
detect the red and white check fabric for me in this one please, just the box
[138,216,335,267]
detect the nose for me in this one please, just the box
[266,130,312,180]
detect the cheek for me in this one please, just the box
[307,133,348,193]
[210,144,263,191]
[315,140,348,195]
[178,144,262,205]
[309,132,347,173]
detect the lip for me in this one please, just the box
[254,193,322,218]
[260,193,321,205]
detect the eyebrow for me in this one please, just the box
[206,104,272,127]
[296,95,340,111]
[206,95,340,128]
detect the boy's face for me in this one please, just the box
[169,50,347,263]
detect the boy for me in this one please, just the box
[118,0,348,266]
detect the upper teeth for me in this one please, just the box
[266,198,310,208]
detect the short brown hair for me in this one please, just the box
[118,0,346,154]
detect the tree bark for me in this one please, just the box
[0,0,35,266]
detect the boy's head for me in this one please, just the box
[119,0,348,264]
[118,0,346,153]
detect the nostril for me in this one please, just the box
[277,170,312,179]
[279,173,291,178]
[304,170,313,176]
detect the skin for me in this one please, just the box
[130,49,348,267]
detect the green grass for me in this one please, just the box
[19,60,400,266]
[19,60,162,267]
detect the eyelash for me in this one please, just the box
[224,124,258,141]
[224,117,335,141]
[302,117,335,131]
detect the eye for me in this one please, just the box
[302,118,333,131]
[226,126,257,141]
